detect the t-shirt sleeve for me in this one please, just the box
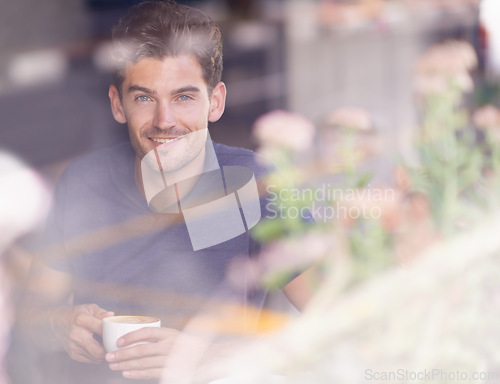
[38,168,73,273]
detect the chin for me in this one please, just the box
[160,154,196,174]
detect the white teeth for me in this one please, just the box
[151,137,181,144]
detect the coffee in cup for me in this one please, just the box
[102,315,161,352]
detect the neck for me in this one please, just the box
[134,146,207,203]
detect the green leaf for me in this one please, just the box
[251,219,286,243]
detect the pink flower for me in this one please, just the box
[473,104,500,130]
[473,104,500,142]
[414,40,477,95]
[416,40,477,75]
[324,107,372,131]
[253,110,315,152]
[414,74,448,95]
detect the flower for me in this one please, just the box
[324,106,372,131]
[416,40,477,75]
[454,71,474,92]
[252,110,315,152]
[0,152,51,251]
[414,73,449,95]
[338,186,403,232]
[473,104,500,143]
[414,40,477,95]
[473,104,500,130]
[320,107,381,168]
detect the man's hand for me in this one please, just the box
[51,303,114,363]
[105,327,208,380]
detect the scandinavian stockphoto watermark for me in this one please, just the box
[141,131,262,251]
[266,184,395,223]
[365,368,500,382]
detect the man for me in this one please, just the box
[21,1,310,383]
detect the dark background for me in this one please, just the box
[0,0,287,182]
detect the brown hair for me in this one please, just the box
[111,0,223,94]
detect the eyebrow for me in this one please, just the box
[171,86,201,95]
[127,85,201,95]
[127,85,156,95]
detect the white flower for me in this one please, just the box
[0,152,51,250]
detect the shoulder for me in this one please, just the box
[65,142,133,172]
[56,142,135,197]
[61,142,133,180]
[213,142,267,177]
[213,142,255,161]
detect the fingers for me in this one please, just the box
[108,350,168,380]
[106,344,169,380]
[67,327,106,363]
[119,327,178,348]
[82,304,114,335]
[107,342,163,363]
[77,304,114,336]
[121,368,165,380]
[108,355,166,372]
[105,327,180,380]
[56,304,113,363]
[105,328,174,365]
[68,342,105,363]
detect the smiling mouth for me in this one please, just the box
[150,136,185,144]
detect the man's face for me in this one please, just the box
[109,55,226,173]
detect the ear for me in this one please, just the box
[208,82,226,123]
[109,85,127,124]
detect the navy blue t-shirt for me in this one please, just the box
[41,140,269,329]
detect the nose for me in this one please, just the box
[153,101,176,129]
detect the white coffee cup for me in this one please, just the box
[102,315,161,353]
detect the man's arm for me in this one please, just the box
[21,254,114,363]
[104,321,254,381]
[98,264,316,381]
[282,266,318,312]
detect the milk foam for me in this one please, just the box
[108,316,158,324]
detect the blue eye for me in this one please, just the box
[178,95,191,101]
[136,95,151,102]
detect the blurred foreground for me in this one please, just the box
[2,0,500,383]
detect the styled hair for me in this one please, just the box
[111,0,223,94]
